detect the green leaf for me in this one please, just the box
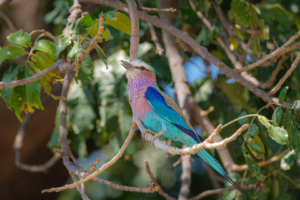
[84,36,107,68]
[75,46,93,88]
[249,124,259,136]
[105,9,118,19]
[55,36,72,57]
[283,109,297,150]
[279,86,288,104]
[100,28,114,42]
[238,111,248,124]
[0,45,27,65]
[272,106,284,126]
[67,40,80,59]
[241,144,266,181]
[280,150,295,171]
[9,67,44,121]
[291,100,300,110]
[0,63,20,109]
[246,135,265,159]
[268,126,288,144]
[7,29,31,47]
[229,36,238,51]
[105,12,131,35]
[29,52,60,94]
[258,115,271,128]
[33,39,56,59]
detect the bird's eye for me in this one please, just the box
[140,67,145,70]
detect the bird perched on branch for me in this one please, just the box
[120,59,246,196]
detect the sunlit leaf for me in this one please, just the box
[7,29,31,47]
[67,40,80,59]
[29,52,60,94]
[246,135,265,159]
[105,12,131,35]
[258,115,271,128]
[280,150,295,171]
[9,67,44,121]
[33,39,56,59]
[0,45,27,65]
[55,36,72,57]
[268,126,288,144]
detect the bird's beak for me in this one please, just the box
[120,60,133,70]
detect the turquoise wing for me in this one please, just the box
[144,86,203,142]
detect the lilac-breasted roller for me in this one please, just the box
[120,59,246,195]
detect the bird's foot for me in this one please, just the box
[150,130,165,147]
[141,129,154,140]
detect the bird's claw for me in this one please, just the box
[141,129,154,140]
[150,135,159,147]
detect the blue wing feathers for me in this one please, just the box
[145,87,200,141]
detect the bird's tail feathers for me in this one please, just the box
[197,149,246,196]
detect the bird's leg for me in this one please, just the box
[150,123,166,147]
[141,129,155,140]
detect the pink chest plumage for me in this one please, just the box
[130,86,152,120]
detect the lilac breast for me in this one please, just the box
[130,86,152,120]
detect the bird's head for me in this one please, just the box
[120,59,156,83]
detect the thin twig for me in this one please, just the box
[145,161,176,200]
[211,0,258,62]
[241,33,255,65]
[232,150,289,172]
[0,11,17,31]
[188,183,265,200]
[138,7,177,13]
[137,0,164,55]
[93,177,159,193]
[268,52,300,96]
[13,86,62,172]
[237,31,300,73]
[127,0,140,61]
[42,122,137,193]
[260,53,290,89]
[236,28,262,35]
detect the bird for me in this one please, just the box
[120,59,246,196]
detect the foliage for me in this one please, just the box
[1,0,300,199]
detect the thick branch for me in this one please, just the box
[127,0,140,61]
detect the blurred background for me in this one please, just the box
[1,0,300,199]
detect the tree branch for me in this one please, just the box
[145,161,176,200]
[0,11,17,31]
[237,31,300,74]
[137,0,164,56]
[188,183,265,200]
[13,86,61,172]
[126,0,139,61]
[138,7,176,13]
[268,52,300,96]
[211,0,258,62]
[42,122,137,193]
[232,150,288,172]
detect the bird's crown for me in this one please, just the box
[130,59,155,73]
